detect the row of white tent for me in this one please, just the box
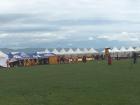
[38,48,99,55]
[1,47,140,67]
[40,47,140,55]
[102,46,140,53]
[102,46,140,57]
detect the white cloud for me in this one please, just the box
[0,0,140,48]
[88,37,94,41]
[0,0,140,21]
[97,32,140,42]
[0,33,8,38]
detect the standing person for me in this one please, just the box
[57,56,60,64]
[96,55,99,61]
[6,59,10,68]
[108,54,112,65]
[100,54,104,60]
[82,56,87,63]
[133,52,137,64]
[116,53,119,60]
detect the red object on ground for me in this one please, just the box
[108,55,112,65]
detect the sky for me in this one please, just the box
[0,0,140,48]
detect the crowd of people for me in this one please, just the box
[6,55,98,68]
[5,52,139,68]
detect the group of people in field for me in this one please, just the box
[6,55,98,68]
[6,58,49,68]
[107,52,139,65]
[57,56,79,64]
[57,55,90,64]
[5,52,139,68]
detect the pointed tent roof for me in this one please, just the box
[45,49,51,53]
[88,48,99,54]
[111,47,120,52]
[20,52,30,58]
[75,48,82,54]
[66,48,74,55]
[135,47,140,52]
[37,49,51,54]
[127,46,135,52]
[120,46,127,52]
[51,49,60,55]
[59,48,66,55]
[82,48,89,54]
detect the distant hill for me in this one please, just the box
[0,48,104,54]
[0,48,45,54]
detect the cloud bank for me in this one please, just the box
[0,0,140,48]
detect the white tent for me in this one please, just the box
[82,48,89,54]
[66,48,74,55]
[127,46,136,57]
[120,46,128,52]
[75,48,82,54]
[0,51,9,67]
[119,46,128,57]
[45,49,51,53]
[37,49,51,54]
[135,47,140,52]
[59,49,66,55]
[11,52,20,55]
[110,47,120,57]
[37,51,45,54]
[51,49,60,55]
[88,48,99,54]
[13,55,22,59]
[127,46,135,52]
[111,47,120,53]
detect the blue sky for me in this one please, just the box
[0,0,140,48]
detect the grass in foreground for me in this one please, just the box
[0,60,140,105]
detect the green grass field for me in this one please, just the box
[0,60,140,105]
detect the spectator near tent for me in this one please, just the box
[133,52,137,64]
[6,59,10,68]
[82,56,87,63]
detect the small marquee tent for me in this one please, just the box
[45,49,51,53]
[120,46,128,52]
[135,47,140,52]
[82,48,89,54]
[8,52,23,60]
[75,48,82,54]
[51,49,60,55]
[110,47,120,57]
[0,51,9,67]
[88,48,99,54]
[111,47,120,53]
[59,49,66,55]
[66,48,74,55]
[119,46,128,57]
[127,46,135,52]
[37,49,51,55]
[127,46,136,57]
